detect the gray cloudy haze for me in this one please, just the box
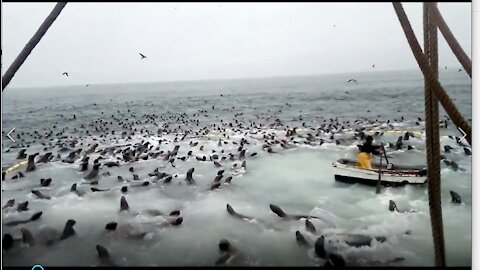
[2,2,472,88]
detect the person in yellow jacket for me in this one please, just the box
[357,135,383,169]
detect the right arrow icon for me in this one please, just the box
[457,126,467,142]
[7,127,15,143]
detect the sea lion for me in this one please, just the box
[224,176,233,184]
[226,204,254,221]
[96,245,117,266]
[269,204,324,221]
[210,182,221,190]
[4,211,43,227]
[444,145,454,153]
[40,178,53,187]
[21,227,35,246]
[17,201,29,212]
[37,152,53,163]
[26,153,39,172]
[2,199,15,211]
[450,191,462,204]
[295,231,311,247]
[2,234,14,250]
[17,149,27,160]
[71,183,85,197]
[305,219,317,234]
[464,147,472,156]
[215,239,247,266]
[388,200,417,213]
[32,219,76,246]
[185,168,195,185]
[120,196,129,211]
[85,163,101,180]
[80,157,89,172]
[31,190,51,200]
[91,187,110,192]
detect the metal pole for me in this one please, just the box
[2,2,68,91]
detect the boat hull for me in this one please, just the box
[332,160,427,187]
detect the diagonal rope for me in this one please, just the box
[430,4,472,78]
[2,2,68,91]
[392,2,471,146]
[423,2,445,266]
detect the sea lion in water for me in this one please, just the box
[4,211,43,226]
[26,153,39,172]
[37,152,53,163]
[85,163,101,180]
[450,191,462,204]
[214,239,247,266]
[295,231,311,247]
[269,204,324,221]
[80,157,90,172]
[28,219,77,246]
[71,183,85,197]
[91,187,110,192]
[185,168,195,185]
[388,200,417,213]
[2,199,15,211]
[40,178,52,187]
[305,220,317,234]
[226,204,254,221]
[31,190,51,200]
[96,245,117,266]
[17,149,27,160]
[17,201,29,212]
[120,196,129,211]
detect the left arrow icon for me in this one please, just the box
[7,127,16,142]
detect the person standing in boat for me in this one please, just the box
[357,135,383,169]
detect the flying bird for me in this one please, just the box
[62,72,69,77]
[347,79,358,83]
[139,53,147,59]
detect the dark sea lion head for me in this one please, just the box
[20,228,35,246]
[450,190,462,204]
[389,200,398,212]
[4,199,15,208]
[170,217,183,226]
[269,204,287,218]
[2,234,14,250]
[218,239,231,251]
[105,221,118,231]
[30,211,43,221]
[120,196,129,211]
[169,210,181,216]
[314,236,327,258]
[226,204,237,216]
[96,245,110,259]
[327,253,346,267]
[60,219,77,240]
[17,201,29,211]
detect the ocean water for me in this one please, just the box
[1,70,472,266]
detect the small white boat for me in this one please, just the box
[332,159,427,187]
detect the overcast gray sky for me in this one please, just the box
[2,2,472,88]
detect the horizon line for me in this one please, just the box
[5,68,438,90]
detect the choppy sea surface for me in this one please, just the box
[1,70,472,266]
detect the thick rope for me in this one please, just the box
[423,2,446,266]
[392,2,471,146]
[2,2,68,91]
[430,4,472,78]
